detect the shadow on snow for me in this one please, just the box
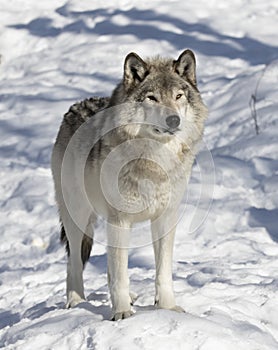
[248,207,278,243]
[8,6,278,66]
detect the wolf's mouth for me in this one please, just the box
[153,127,178,135]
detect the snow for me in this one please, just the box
[0,0,278,348]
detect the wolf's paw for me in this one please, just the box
[129,291,138,305]
[66,291,86,308]
[111,310,134,321]
[155,300,185,313]
[170,305,185,313]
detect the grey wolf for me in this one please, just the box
[51,49,207,320]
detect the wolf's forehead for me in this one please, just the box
[143,72,186,93]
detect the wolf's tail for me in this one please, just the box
[60,224,93,267]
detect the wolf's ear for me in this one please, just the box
[124,52,148,88]
[173,49,197,86]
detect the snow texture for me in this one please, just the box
[0,0,278,349]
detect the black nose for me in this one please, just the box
[166,115,180,129]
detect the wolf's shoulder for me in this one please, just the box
[63,96,110,127]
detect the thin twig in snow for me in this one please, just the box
[249,62,272,135]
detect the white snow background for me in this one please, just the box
[0,0,278,349]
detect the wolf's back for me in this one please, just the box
[62,96,110,134]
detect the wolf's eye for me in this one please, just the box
[147,95,158,102]
[176,93,183,100]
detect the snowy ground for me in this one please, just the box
[0,0,278,349]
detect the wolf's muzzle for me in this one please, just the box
[166,115,180,129]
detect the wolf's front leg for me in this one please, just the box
[151,213,184,312]
[107,223,133,320]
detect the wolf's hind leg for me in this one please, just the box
[62,214,94,308]
[66,232,85,308]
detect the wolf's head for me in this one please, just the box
[109,50,207,144]
[124,49,197,90]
